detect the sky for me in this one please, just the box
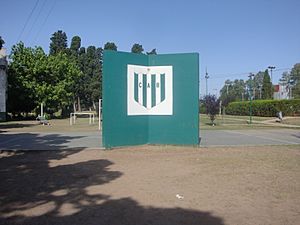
[1,0,300,97]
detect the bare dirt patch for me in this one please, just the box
[0,145,299,225]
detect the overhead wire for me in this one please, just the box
[200,67,291,80]
[17,0,40,42]
[34,0,57,43]
[25,0,48,44]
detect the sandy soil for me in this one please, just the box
[0,145,299,225]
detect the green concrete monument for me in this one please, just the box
[102,50,199,148]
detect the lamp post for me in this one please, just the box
[268,66,275,83]
[248,73,254,124]
[205,67,209,96]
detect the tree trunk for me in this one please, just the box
[93,101,96,110]
[77,96,81,112]
[73,101,76,112]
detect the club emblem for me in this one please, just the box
[127,65,173,115]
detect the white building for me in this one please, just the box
[273,84,290,100]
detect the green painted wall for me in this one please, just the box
[102,51,148,147]
[148,53,199,145]
[102,50,199,148]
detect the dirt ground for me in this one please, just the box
[0,145,299,225]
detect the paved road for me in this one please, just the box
[0,129,299,150]
[0,132,102,150]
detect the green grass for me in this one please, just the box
[1,114,299,133]
[199,114,300,130]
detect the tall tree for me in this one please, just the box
[219,79,247,106]
[104,42,117,51]
[131,43,144,54]
[7,42,39,115]
[49,30,68,55]
[261,69,272,99]
[75,45,102,110]
[70,36,81,56]
[252,71,264,99]
[7,42,82,117]
[290,63,300,98]
[279,71,293,98]
[0,36,4,49]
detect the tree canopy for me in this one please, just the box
[6,30,158,117]
[131,43,144,54]
[261,69,272,99]
[7,42,82,116]
[104,42,117,51]
[290,63,300,98]
[0,36,4,49]
[219,79,247,106]
[49,30,68,55]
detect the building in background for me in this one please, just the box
[0,48,7,121]
[273,84,290,100]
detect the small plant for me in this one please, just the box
[204,95,220,126]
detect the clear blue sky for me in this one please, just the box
[1,0,300,97]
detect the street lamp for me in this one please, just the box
[268,66,276,83]
[248,73,254,124]
[205,67,209,96]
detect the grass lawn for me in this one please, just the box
[200,114,274,130]
[200,114,300,130]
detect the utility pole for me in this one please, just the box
[248,73,254,124]
[268,66,275,83]
[205,67,209,96]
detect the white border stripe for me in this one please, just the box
[156,74,161,105]
[146,74,152,109]
[138,73,143,105]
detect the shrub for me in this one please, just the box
[226,99,300,117]
[204,95,219,125]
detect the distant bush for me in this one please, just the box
[199,103,206,114]
[226,99,300,117]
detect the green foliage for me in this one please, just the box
[219,79,247,106]
[104,42,117,51]
[290,63,300,98]
[226,99,300,117]
[204,95,220,124]
[262,69,272,99]
[131,43,144,54]
[49,30,68,55]
[0,36,4,49]
[70,36,81,52]
[7,42,82,116]
[69,36,81,60]
[76,46,102,108]
[199,99,206,114]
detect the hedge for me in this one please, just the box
[225,99,300,117]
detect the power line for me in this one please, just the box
[25,0,48,44]
[200,67,292,80]
[17,0,40,42]
[34,0,57,43]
